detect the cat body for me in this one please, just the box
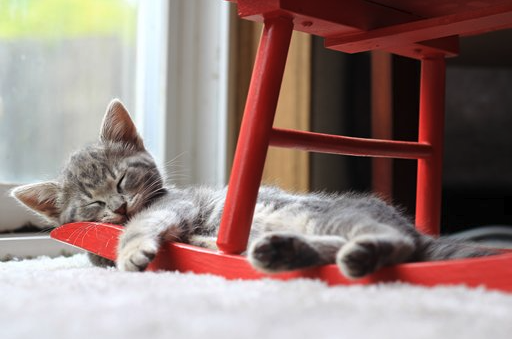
[12,100,497,278]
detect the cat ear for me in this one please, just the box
[11,182,61,223]
[100,99,144,150]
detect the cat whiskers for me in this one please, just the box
[36,225,54,235]
[79,223,96,247]
[65,222,96,247]
[165,172,190,183]
[83,223,108,247]
[160,152,190,184]
[140,173,165,196]
[130,173,166,211]
[161,152,187,169]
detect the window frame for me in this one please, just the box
[161,0,231,186]
[0,0,232,256]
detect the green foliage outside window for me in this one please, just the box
[0,0,137,40]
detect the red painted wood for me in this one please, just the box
[379,36,459,60]
[51,222,512,292]
[269,127,432,160]
[415,57,445,236]
[228,0,458,58]
[229,1,512,59]
[50,222,120,261]
[216,17,293,255]
[325,3,512,56]
[156,243,512,292]
[235,0,419,33]
[372,0,510,18]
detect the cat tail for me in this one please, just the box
[415,236,501,261]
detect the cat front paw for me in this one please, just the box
[248,232,321,273]
[117,235,158,272]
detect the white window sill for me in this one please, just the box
[0,233,84,261]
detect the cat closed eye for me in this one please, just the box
[117,173,126,193]
[88,201,106,207]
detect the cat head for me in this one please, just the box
[11,99,165,226]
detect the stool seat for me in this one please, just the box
[51,222,512,291]
[229,0,512,59]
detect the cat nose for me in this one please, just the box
[114,202,127,216]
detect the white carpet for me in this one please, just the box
[1,254,511,339]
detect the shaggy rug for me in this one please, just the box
[1,254,511,339]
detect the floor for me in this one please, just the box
[1,254,511,339]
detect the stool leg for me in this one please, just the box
[216,17,294,254]
[415,56,446,236]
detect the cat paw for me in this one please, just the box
[248,233,321,273]
[116,236,158,272]
[336,237,394,279]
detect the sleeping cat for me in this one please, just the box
[11,99,498,278]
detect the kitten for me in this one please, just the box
[11,100,498,278]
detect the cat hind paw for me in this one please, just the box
[248,232,321,273]
[336,237,394,279]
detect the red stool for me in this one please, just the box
[215,0,512,289]
[52,0,512,291]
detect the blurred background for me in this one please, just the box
[0,0,138,183]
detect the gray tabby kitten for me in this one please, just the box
[12,100,498,278]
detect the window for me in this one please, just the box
[0,0,231,251]
[0,0,140,184]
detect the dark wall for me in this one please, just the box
[310,37,419,214]
[442,30,512,232]
[309,37,371,194]
[310,30,512,234]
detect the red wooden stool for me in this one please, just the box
[52,0,512,292]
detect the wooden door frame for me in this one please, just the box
[228,17,312,192]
